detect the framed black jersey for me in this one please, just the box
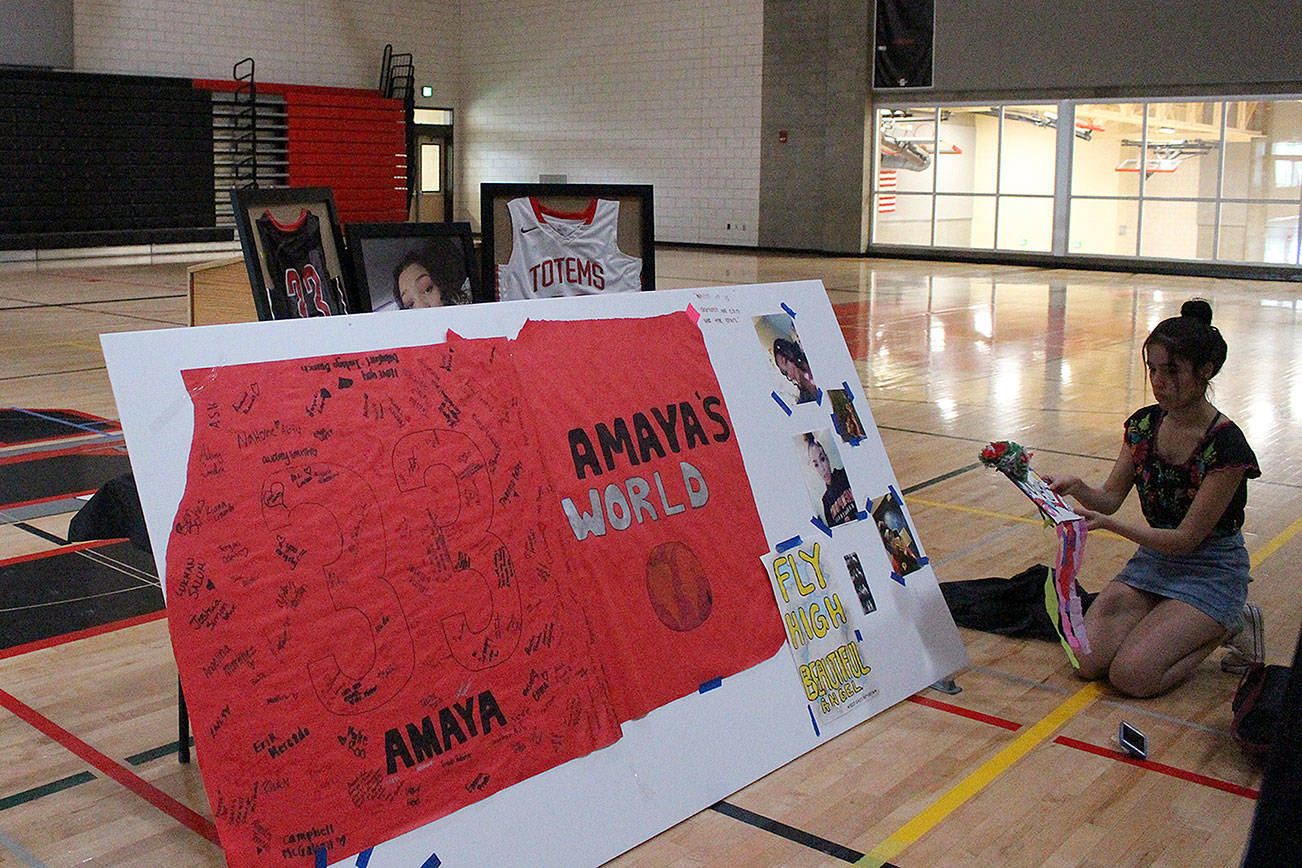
[231,186,362,320]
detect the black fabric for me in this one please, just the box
[67,471,151,554]
[0,408,117,445]
[1232,663,1292,758]
[940,563,1096,641]
[0,450,131,507]
[0,539,161,650]
[1242,622,1302,866]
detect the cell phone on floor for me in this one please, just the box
[1118,721,1147,759]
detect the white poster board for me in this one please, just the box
[102,281,967,867]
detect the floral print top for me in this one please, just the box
[1124,404,1260,537]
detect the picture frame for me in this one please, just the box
[230,186,360,320]
[345,222,480,313]
[480,182,655,302]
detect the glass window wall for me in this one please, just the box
[872,95,1302,269]
[874,105,1054,251]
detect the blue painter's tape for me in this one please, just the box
[420,852,442,868]
[814,388,823,405]
[775,535,802,553]
[771,391,793,415]
[355,849,373,867]
[918,556,930,567]
[857,509,870,522]
[891,570,906,586]
[841,381,853,399]
[316,847,328,868]
[781,302,796,318]
[854,629,863,641]
[810,516,832,538]
[807,705,821,736]
[699,677,723,693]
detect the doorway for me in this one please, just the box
[413,131,451,222]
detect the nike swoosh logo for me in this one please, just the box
[521,226,538,233]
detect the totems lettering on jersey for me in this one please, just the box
[497,197,642,300]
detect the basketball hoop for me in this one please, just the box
[1116,138,1216,176]
[1115,156,1183,174]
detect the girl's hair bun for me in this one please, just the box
[1181,298,1213,326]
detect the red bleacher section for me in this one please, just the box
[197,80,408,224]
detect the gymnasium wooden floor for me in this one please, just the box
[1,248,1298,866]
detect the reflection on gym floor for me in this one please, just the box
[1,248,1298,866]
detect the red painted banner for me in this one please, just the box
[166,313,784,866]
[509,314,786,721]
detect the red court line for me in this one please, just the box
[1053,735,1259,799]
[907,694,1022,731]
[0,538,123,568]
[0,687,220,844]
[0,610,167,661]
[908,692,1259,799]
[0,441,124,465]
[0,489,98,511]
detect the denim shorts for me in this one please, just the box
[1116,533,1251,630]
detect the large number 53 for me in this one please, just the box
[392,428,523,670]
[261,464,414,714]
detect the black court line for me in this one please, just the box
[22,294,187,309]
[902,462,981,495]
[0,771,96,811]
[877,424,1111,462]
[0,366,107,382]
[127,738,193,766]
[13,521,65,545]
[880,424,1302,491]
[0,735,195,814]
[710,801,884,864]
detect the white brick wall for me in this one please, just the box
[73,0,460,100]
[70,0,765,247]
[460,0,763,244]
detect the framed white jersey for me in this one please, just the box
[497,197,642,300]
[481,183,655,302]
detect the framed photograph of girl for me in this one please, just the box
[345,222,481,312]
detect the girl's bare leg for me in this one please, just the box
[1106,598,1228,697]
[1075,581,1157,681]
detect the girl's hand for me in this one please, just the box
[1043,473,1082,497]
[1073,506,1106,531]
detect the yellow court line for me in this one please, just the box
[856,496,1300,865]
[855,681,1103,867]
[904,496,1044,526]
[1250,512,1302,570]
